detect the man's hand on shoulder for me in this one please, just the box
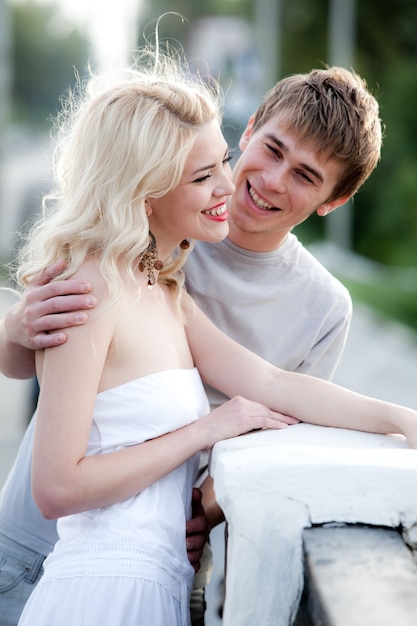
[5,260,97,350]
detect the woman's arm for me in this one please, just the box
[33,276,293,520]
[184,296,417,447]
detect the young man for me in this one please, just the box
[0,66,382,626]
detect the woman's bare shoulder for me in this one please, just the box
[70,257,112,306]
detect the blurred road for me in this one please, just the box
[1,276,417,625]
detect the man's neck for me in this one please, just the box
[227,221,290,253]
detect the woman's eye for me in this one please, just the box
[223,155,233,165]
[194,173,212,183]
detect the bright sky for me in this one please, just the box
[12,0,144,69]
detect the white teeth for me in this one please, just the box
[203,205,226,216]
[249,185,274,210]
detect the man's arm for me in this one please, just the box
[0,316,36,379]
[200,476,224,531]
[0,260,97,379]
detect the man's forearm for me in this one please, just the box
[0,319,36,379]
[201,475,225,531]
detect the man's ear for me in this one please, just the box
[239,114,255,151]
[317,195,350,217]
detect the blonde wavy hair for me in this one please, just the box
[15,49,222,304]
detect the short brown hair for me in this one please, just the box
[251,66,383,201]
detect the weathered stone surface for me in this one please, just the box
[210,424,417,626]
[302,526,417,626]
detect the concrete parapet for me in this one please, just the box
[210,424,417,625]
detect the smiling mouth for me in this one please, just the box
[248,183,279,211]
[202,204,227,217]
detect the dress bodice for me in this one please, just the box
[57,368,209,566]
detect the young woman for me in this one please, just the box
[15,52,417,626]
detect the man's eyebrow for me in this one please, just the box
[265,133,288,153]
[264,132,324,184]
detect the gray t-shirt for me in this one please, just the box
[0,417,58,554]
[186,234,352,410]
[0,233,351,553]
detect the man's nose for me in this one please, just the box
[262,165,287,193]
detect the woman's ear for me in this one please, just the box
[317,195,350,217]
[144,199,153,217]
[239,114,255,151]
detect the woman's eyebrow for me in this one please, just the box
[190,148,230,176]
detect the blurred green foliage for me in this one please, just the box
[10,1,88,125]
[8,0,417,274]
[338,274,417,337]
[140,0,417,272]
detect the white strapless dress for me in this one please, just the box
[18,368,209,626]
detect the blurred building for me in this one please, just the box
[187,16,264,149]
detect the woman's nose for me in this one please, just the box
[216,172,235,197]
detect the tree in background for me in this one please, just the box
[139,0,417,270]
[353,0,417,267]
[10,1,89,126]
[7,0,417,269]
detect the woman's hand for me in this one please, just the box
[198,395,300,450]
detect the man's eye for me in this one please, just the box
[297,171,314,184]
[266,144,281,157]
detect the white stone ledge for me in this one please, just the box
[209,424,417,626]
